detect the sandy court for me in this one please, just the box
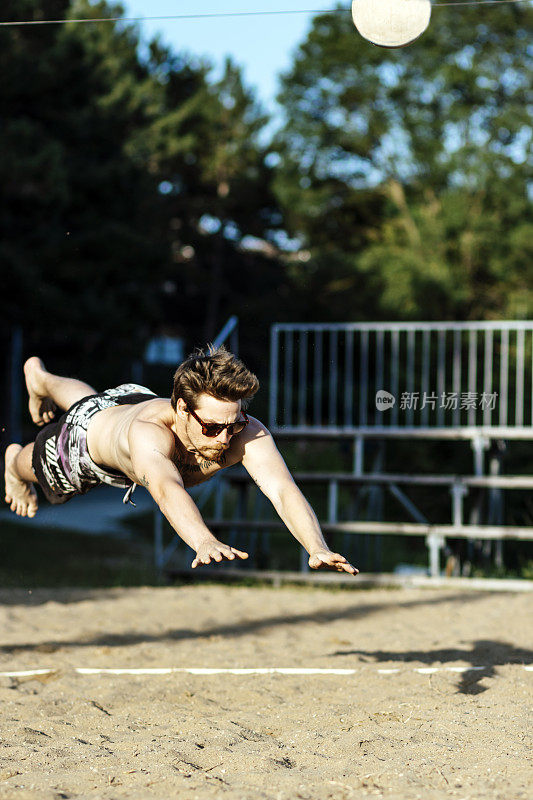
[0,584,531,800]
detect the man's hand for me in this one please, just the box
[192,541,249,569]
[308,550,359,575]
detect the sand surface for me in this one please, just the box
[0,584,531,800]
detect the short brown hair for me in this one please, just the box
[171,345,259,411]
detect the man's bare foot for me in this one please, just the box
[4,444,38,518]
[24,356,56,426]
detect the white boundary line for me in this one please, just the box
[78,668,355,675]
[0,669,55,678]
[0,666,532,678]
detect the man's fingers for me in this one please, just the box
[334,560,358,573]
[309,552,359,574]
[326,556,353,570]
[219,547,248,561]
[328,552,347,563]
[338,561,359,574]
[192,545,249,569]
[231,548,249,559]
[191,555,213,568]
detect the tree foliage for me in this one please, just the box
[274,3,533,321]
[0,0,286,387]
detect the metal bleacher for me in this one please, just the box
[201,321,533,578]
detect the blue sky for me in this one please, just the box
[123,1,338,115]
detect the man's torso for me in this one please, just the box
[86,396,243,488]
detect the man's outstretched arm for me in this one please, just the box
[240,420,358,574]
[128,421,248,568]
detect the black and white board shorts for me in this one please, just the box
[32,384,156,505]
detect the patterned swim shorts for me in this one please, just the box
[32,384,156,505]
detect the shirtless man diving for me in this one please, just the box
[4,349,358,574]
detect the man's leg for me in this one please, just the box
[24,356,96,426]
[4,443,38,517]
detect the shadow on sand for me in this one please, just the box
[0,590,491,655]
[331,639,533,694]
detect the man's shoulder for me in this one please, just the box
[242,415,271,439]
[128,402,177,452]
[230,415,272,460]
[129,396,173,422]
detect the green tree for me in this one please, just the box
[0,1,170,382]
[138,55,287,346]
[274,3,533,321]
[0,1,287,393]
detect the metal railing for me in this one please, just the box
[269,321,533,438]
[154,319,533,579]
[263,320,533,577]
[204,470,533,577]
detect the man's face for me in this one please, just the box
[182,393,243,460]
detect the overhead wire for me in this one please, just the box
[0,0,530,27]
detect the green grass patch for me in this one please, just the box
[0,520,158,588]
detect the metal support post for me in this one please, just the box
[470,437,490,561]
[300,547,310,572]
[327,480,339,524]
[426,534,445,578]
[351,437,366,566]
[368,441,385,570]
[450,482,468,528]
[269,327,279,429]
[488,440,506,569]
[471,436,490,476]
[353,436,364,475]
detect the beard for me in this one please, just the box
[199,444,227,461]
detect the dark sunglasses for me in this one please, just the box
[187,406,249,438]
